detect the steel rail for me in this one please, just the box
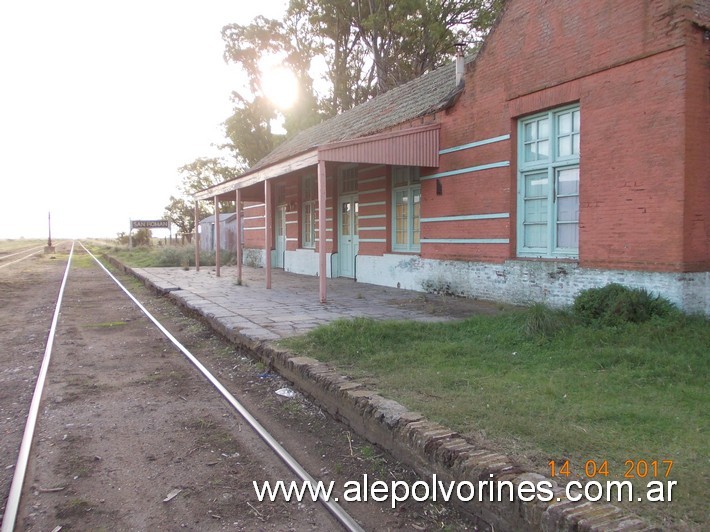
[0,249,43,270]
[78,242,364,532]
[1,242,75,532]
[0,246,44,261]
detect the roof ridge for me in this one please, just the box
[245,55,474,175]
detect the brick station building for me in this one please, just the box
[195,0,709,314]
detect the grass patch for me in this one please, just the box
[134,369,190,387]
[56,497,93,518]
[60,376,109,403]
[183,416,241,455]
[282,308,709,528]
[83,320,128,328]
[71,252,97,269]
[85,242,232,268]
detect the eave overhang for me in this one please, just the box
[194,123,440,202]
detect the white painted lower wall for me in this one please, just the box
[355,254,710,315]
[242,248,266,268]
[241,248,709,314]
[284,248,333,278]
[242,248,333,277]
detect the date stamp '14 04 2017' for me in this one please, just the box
[548,459,677,503]
[548,459,674,479]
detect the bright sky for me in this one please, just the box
[0,0,288,239]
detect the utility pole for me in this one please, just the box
[44,211,55,254]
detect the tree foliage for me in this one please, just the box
[164,157,237,238]
[221,0,504,164]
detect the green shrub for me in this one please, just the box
[573,283,677,325]
[156,247,193,267]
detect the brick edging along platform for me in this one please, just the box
[106,257,655,531]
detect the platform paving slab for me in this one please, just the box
[132,265,486,341]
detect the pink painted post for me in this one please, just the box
[235,188,242,285]
[317,159,327,303]
[264,180,272,289]
[214,197,221,277]
[194,201,200,272]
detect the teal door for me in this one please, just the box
[338,195,358,278]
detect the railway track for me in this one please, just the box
[0,246,45,270]
[1,242,473,531]
[1,241,364,531]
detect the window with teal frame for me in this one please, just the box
[517,105,580,258]
[391,166,420,252]
[302,175,316,248]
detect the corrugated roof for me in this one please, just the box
[249,56,470,173]
[199,213,237,224]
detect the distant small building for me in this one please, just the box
[198,213,237,252]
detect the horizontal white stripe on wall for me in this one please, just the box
[422,238,509,244]
[359,175,385,184]
[359,238,386,243]
[242,204,264,210]
[358,188,386,195]
[360,201,387,207]
[439,134,510,155]
[286,220,298,224]
[359,214,386,220]
[422,161,510,180]
[285,238,298,242]
[244,226,266,231]
[421,213,509,223]
[242,215,265,221]
[359,226,386,231]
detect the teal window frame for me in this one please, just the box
[517,105,580,259]
[302,175,316,248]
[391,166,421,253]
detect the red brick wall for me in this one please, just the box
[424,0,704,272]
[242,203,265,249]
[683,23,710,270]
[355,165,389,256]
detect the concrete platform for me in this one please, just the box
[120,262,650,531]
[132,265,504,343]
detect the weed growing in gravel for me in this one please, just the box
[56,498,92,518]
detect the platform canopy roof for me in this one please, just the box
[195,56,472,202]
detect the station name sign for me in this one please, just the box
[131,219,170,229]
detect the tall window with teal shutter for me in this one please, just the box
[517,105,580,258]
[302,175,317,248]
[392,166,421,252]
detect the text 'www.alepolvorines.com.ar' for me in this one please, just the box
[253,473,676,509]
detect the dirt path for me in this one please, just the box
[1,249,67,523]
[2,245,473,531]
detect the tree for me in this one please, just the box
[220,0,504,159]
[164,157,238,241]
[175,157,240,195]
[116,228,152,247]
[221,14,322,165]
[164,196,200,242]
